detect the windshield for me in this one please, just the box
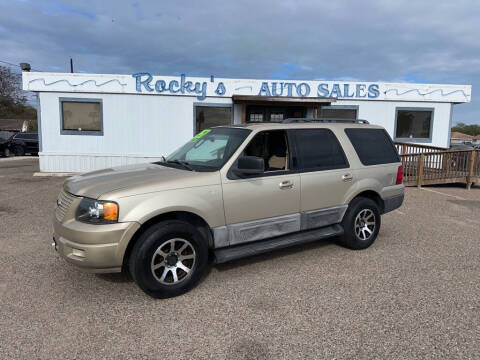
[160,127,251,171]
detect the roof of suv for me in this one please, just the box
[225,118,383,131]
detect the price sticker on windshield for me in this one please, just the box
[191,129,211,142]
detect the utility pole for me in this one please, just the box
[70,57,74,73]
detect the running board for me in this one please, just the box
[214,224,344,264]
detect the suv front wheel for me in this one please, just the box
[338,197,381,250]
[129,220,209,298]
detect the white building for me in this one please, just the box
[22,71,472,173]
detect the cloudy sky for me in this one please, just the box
[0,0,478,124]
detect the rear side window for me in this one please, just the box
[345,128,400,165]
[292,129,349,171]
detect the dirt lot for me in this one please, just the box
[1,158,479,359]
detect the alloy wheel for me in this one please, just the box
[150,238,196,285]
[354,209,376,241]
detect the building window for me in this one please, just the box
[395,108,433,140]
[249,113,264,122]
[195,104,232,134]
[246,106,305,122]
[319,106,358,120]
[60,98,103,135]
[270,112,284,122]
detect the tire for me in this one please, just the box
[338,197,381,250]
[13,145,25,156]
[129,220,209,298]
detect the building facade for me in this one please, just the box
[23,71,472,173]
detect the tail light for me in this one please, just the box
[396,165,403,185]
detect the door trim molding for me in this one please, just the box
[213,205,348,248]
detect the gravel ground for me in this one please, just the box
[1,158,479,359]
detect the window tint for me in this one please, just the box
[195,106,231,134]
[61,100,102,133]
[293,129,348,171]
[345,128,400,165]
[395,109,432,139]
[242,130,289,172]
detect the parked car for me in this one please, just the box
[6,132,39,156]
[52,119,404,298]
[450,143,473,150]
[0,131,14,157]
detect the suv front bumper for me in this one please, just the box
[52,216,140,273]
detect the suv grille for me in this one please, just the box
[55,190,76,222]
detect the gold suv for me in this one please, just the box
[52,119,404,298]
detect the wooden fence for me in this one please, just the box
[394,142,480,188]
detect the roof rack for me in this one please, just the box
[282,118,370,124]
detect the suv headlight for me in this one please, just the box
[76,198,119,224]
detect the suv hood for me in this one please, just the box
[64,163,219,199]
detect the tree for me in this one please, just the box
[0,65,36,119]
[0,66,26,105]
[451,122,480,136]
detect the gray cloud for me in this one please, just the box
[0,0,478,123]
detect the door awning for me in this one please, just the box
[232,95,335,105]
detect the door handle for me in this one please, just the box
[279,180,294,189]
[342,173,353,182]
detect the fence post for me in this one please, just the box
[417,153,424,187]
[466,150,476,190]
[402,144,407,155]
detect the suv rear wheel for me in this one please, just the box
[129,220,209,298]
[338,197,381,250]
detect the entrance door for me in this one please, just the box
[221,130,301,245]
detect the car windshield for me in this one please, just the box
[157,127,251,171]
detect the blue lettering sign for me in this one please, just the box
[132,72,154,92]
[355,84,366,98]
[133,73,211,100]
[330,84,342,98]
[343,84,355,98]
[215,82,226,96]
[272,82,284,96]
[368,84,380,98]
[284,83,295,97]
[296,83,310,97]
[258,82,271,96]
[155,79,166,92]
[317,83,329,97]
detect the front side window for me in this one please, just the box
[395,108,433,140]
[241,130,289,172]
[165,127,250,171]
[195,105,232,134]
[61,99,102,135]
[293,129,348,171]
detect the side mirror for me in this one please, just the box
[234,156,264,175]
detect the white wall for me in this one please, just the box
[334,100,452,148]
[38,91,453,173]
[38,92,232,172]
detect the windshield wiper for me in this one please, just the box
[166,160,194,171]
